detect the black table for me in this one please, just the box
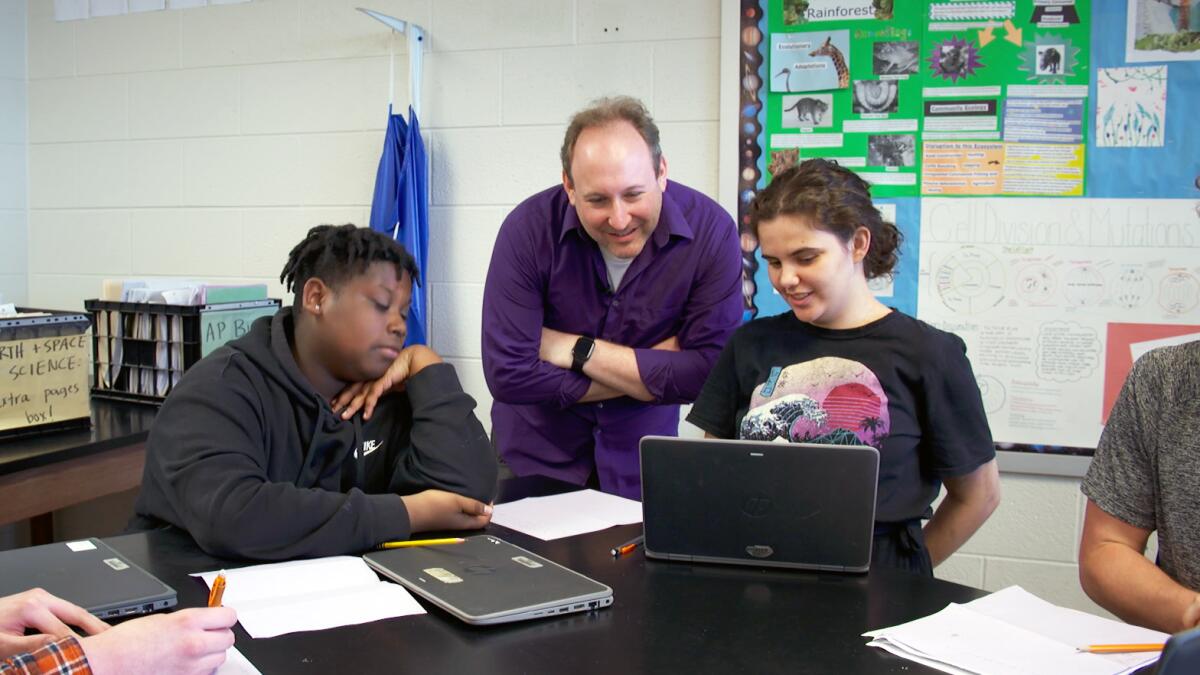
[1,399,157,541]
[106,476,987,674]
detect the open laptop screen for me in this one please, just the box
[640,437,879,573]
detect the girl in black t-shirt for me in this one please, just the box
[688,159,1000,575]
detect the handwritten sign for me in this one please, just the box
[0,334,90,433]
[200,306,278,358]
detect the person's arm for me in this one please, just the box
[915,330,999,566]
[1077,348,1197,631]
[923,459,1001,567]
[538,331,681,402]
[1,636,90,675]
[684,332,745,439]
[329,347,496,531]
[141,362,415,559]
[387,360,499,504]
[1080,500,1200,633]
[628,214,743,404]
[77,608,236,675]
[537,215,744,405]
[0,589,109,661]
[481,209,591,409]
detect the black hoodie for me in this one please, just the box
[130,308,498,560]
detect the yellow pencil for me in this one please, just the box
[378,537,466,549]
[1078,643,1164,654]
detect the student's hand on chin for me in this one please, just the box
[333,346,444,420]
[401,489,493,533]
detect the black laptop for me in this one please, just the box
[639,436,879,573]
[0,538,177,619]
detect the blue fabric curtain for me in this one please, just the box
[369,105,429,346]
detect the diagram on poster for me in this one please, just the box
[918,198,1200,448]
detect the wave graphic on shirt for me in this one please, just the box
[739,357,890,448]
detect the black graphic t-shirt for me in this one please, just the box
[688,310,994,523]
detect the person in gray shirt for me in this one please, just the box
[1079,340,1200,633]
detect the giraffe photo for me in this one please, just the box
[769,29,851,93]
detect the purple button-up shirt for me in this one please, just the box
[482,181,743,499]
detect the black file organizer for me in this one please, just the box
[85,299,280,405]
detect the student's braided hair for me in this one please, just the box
[280,224,420,308]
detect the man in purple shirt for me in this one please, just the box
[482,96,743,499]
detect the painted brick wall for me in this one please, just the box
[0,0,27,306]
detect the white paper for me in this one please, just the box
[491,489,642,540]
[1129,333,1200,364]
[865,586,1166,675]
[216,646,261,675]
[66,540,97,552]
[192,557,425,638]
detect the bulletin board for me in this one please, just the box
[728,0,1200,474]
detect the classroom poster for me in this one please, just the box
[766,1,924,197]
[1125,0,1200,63]
[919,0,1091,197]
[917,198,1200,449]
[1095,66,1167,148]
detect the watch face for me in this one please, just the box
[572,337,595,370]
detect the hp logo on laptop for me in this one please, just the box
[742,494,773,518]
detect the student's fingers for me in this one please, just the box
[362,378,391,421]
[42,596,110,636]
[456,497,493,517]
[174,607,238,631]
[333,382,367,416]
[457,513,492,529]
[191,651,230,675]
[190,626,236,656]
[21,604,78,639]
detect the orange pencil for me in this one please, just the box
[1078,643,1164,654]
[610,535,644,557]
[208,571,226,608]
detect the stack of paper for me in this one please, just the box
[491,489,643,540]
[194,557,425,638]
[864,586,1167,675]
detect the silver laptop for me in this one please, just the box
[363,535,613,625]
[0,538,177,619]
[640,436,879,573]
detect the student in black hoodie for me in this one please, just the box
[130,224,499,560]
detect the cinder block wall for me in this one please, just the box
[0,0,27,306]
[17,0,1123,618]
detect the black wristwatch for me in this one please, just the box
[571,336,596,373]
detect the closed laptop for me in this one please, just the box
[363,535,613,625]
[0,538,177,619]
[640,436,879,573]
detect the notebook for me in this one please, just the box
[363,535,613,625]
[0,538,177,619]
[639,436,879,573]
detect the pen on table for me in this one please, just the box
[207,571,226,608]
[1077,643,1165,654]
[611,535,644,557]
[378,537,466,549]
